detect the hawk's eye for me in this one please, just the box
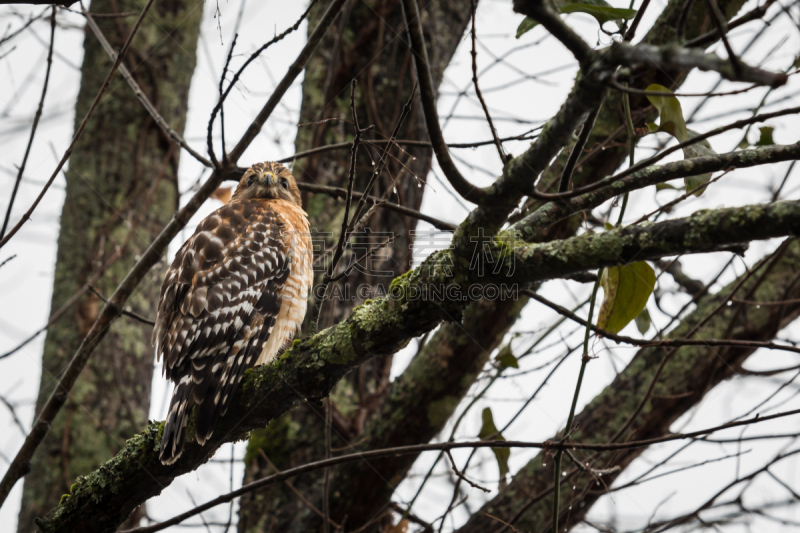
[280,178,289,190]
[246,175,255,187]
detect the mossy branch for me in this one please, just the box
[40,198,800,532]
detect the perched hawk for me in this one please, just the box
[153,162,312,465]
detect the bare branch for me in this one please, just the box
[401,0,486,203]
[0,0,155,251]
[81,6,214,168]
[608,42,788,88]
[226,0,347,164]
[0,5,54,239]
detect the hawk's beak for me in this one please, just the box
[259,171,275,187]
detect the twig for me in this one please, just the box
[529,105,800,201]
[525,290,800,356]
[323,399,333,533]
[0,7,48,48]
[310,80,365,331]
[87,285,154,326]
[120,408,800,533]
[704,0,743,78]
[258,449,342,530]
[1,6,55,239]
[276,129,542,164]
[217,33,239,166]
[559,99,603,193]
[297,182,456,231]
[552,275,601,533]
[347,86,416,230]
[733,298,800,307]
[0,0,155,251]
[607,77,760,97]
[622,0,651,41]
[685,0,778,48]
[226,0,346,163]
[328,237,392,283]
[389,502,433,533]
[470,0,508,165]
[484,514,521,533]
[446,450,490,493]
[0,394,27,436]
[0,254,16,270]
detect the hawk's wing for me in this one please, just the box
[154,199,290,464]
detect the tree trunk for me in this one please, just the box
[16,1,201,530]
[237,1,472,531]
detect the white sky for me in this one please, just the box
[1,0,800,531]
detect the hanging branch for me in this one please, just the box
[120,408,800,533]
[401,0,486,203]
[469,0,509,165]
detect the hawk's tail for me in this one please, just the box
[159,379,193,465]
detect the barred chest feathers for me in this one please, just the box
[256,201,312,365]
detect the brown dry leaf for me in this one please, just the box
[211,186,232,204]
[383,519,409,533]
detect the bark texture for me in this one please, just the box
[17,1,201,530]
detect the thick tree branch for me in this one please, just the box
[514,141,800,239]
[322,3,760,528]
[608,42,788,87]
[512,0,594,65]
[40,199,800,532]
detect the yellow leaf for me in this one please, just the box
[597,262,656,334]
[645,84,688,142]
[478,407,510,479]
[646,85,717,196]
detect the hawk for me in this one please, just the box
[152,162,313,465]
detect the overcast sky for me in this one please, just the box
[1,0,800,530]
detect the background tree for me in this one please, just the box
[7,1,202,529]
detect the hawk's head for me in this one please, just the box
[233,162,301,207]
